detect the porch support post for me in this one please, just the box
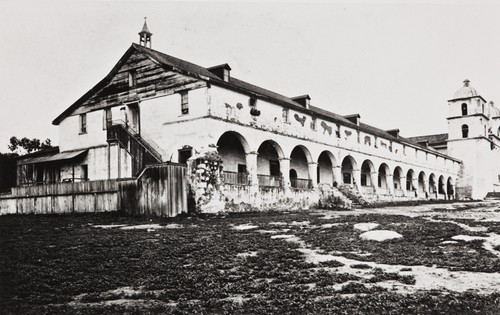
[308,162,318,189]
[279,158,291,191]
[245,152,259,194]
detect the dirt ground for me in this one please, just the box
[1,201,500,314]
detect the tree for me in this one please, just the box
[0,152,17,192]
[8,137,53,155]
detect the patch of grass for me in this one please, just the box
[1,208,500,314]
[338,282,387,294]
[300,213,500,273]
[366,268,416,285]
[318,260,345,268]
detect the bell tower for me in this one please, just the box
[138,17,152,48]
[447,79,497,199]
[447,79,488,141]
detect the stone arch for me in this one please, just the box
[341,155,358,185]
[406,169,416,191]
[438,175,445,195]
[378,163,391,189]
[317,151,337,186]
[418,171,427,197]
[393,166,403,190]
[257,140,285,187]
[360,159,376,187]
[289,145,313,164]
[290,146,312,188]
[217,131,251,173]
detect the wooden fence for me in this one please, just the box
[0,180,119,215]
[119,164,188,217]
[0,164,188,217]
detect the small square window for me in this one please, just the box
[282,108,289,123]
[180,91,189,115]
[249,98,256,107]
[103,108,112,130]
[311,117,317,131]
[79,113,87,134]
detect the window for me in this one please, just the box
[79,113,87,134]
[269,160,280,176]
[180,91,189,115]
[178,147,192,164]
[103,108,112,130]
[249,98,257,107]
[343,173,351,184]
[282,108,289,123]
[237,164,247,174]
[81,165,88,181]
[128,71,137,87]
[461,103,468,116]
[26,164,34,183]
[361,174,367,186]
[462,124,469,138]
[311,117,317,131]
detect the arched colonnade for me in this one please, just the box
[214,131,456,199]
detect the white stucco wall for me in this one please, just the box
[59,110,108,152]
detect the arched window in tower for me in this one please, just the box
[461,103,468,116]
[462,124,469,138]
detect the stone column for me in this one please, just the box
[400,176,407,196]
[352,169,362,191]
[370,171,378,189]
[333,166,342,187]
[387,174,394,196]
[412,177,419,198]
[279,158,291,191]
[431,184,437,199]
[423,179,429,199]
[308,162,318,189]
[245,152,259,194]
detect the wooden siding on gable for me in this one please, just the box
[70,51,207,116]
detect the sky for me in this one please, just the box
[0,0,499,152]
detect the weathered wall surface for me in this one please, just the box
[222,185,320,211]
[207,85,461,177]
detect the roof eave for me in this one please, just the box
[448,95,487,103]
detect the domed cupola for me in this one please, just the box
[453,79,478,99]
